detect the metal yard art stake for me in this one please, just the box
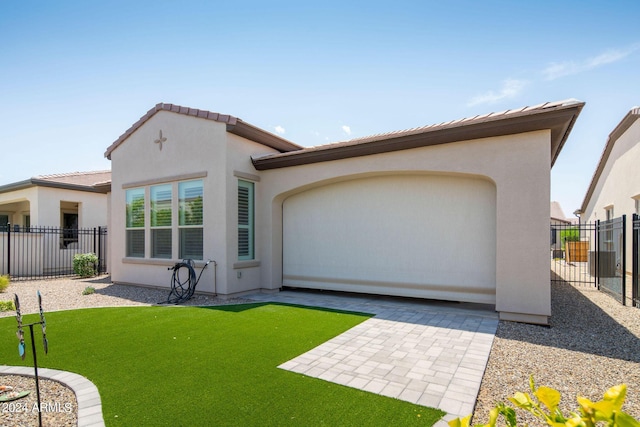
[14,291,49,427]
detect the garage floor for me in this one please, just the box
[245,289,498,425]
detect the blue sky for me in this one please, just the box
[1,0,639,216]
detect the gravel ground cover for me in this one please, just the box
[473,279,640,424]
[1,275,639,426]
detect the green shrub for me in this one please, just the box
[0,275,9,292]
[559,228,581,249]
[73,253,99,278]
[0,300,15,311]
[82,286,96,295]
[449,376,640,427]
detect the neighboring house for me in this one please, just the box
[578,106,640,276]
[0,170,111,230]
[0,171,111,276]
[105,100,584,325]
[550,201,572,255]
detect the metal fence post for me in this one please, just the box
[634,214,639,308]
[96,227,101,274]
[595,219,600,289]
[622,214,627,306]
[6,223,10,278]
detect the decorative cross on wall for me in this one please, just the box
[154,130,167,150]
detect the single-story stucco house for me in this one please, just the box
[578,106,640,276]
[0,171,110,230]
[105,100,584,324]
[0,171,110,276]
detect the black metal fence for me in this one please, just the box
[550,220,597,287]
[551,215,630,306]
[632,214,640,308]
[0,225,107,280]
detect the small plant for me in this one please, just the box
[560,228,581,249]
[0,275,9,292]
[449,376,640,427]
[73,253,99,278]
[82,286,96,295]
[0,300,15,311]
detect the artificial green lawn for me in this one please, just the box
[1,303,445,426]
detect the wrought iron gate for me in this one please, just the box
[551,220,597,287]
[552,215,629,306]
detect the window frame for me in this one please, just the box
[605,205,614,221]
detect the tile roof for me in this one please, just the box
[252,99,585,170]
[104,103,302,159]
[550,201,569,222]
[34,170,112,187]
[0,171,112,194]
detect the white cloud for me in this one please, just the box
[274,125,285,134]
[341,125,352,136]
[543,44,639,80]
[467,79,528,107]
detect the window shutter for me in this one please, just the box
[238,181,254,259]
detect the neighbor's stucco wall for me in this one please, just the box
[0,187,36,226]
[582,118,640,274]
[0,186,107,228]
[257,130,552,323]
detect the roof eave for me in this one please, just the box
[105,103,302,159]
[252,102,584,171]
[0,179,35,193]
[32,179,107,193]
[226,120,303,152]
[0,179,108,194]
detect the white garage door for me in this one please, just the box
[282,174,497,304]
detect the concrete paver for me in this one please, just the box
[246,290,498,423]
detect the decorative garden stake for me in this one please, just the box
[14,292,48,427]
[15,294,25,360]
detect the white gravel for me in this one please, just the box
[473,280,640,424]
[1,275,639,426]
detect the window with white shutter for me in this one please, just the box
[238,180,254,260]
[179,180,203,259]
[151,184,172,259]
[126,188,145,257]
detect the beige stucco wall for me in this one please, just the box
[108,111,279,294]
[108,109,553,323]
[281,174,497,304]
[582,118,640,273]
[257,130,552,324]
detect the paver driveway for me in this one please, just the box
[246,290,498,425]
